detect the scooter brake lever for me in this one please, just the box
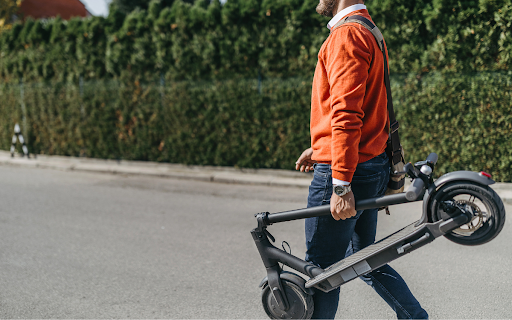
[393,162,415,177]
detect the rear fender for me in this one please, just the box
[434,171,495,188]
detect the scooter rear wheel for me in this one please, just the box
[261,279,314,319]
[429,182,505,245]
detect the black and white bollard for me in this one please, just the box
[10,123,29,158]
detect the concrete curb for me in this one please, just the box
[0,151,313,188]
[1,150,511,204]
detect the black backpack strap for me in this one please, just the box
[332,15,403,166]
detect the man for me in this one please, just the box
[295,0,429,319]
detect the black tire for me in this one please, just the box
[261,279,314,319]
[429,182,506,246]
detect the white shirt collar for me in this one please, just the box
[327,3,367,30]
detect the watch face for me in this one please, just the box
[334,185,350,196]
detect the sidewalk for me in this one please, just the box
[0,150,313,188]
[1,150,511,203]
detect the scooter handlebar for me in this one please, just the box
[405,178,424,201]
[405,153,437,201]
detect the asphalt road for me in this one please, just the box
[1,165,511,319]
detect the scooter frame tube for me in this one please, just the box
[253,191,423,281]
[266,192,421,225]
[265,152,440,225]
[254,180,427,285]
[252,231,325,279]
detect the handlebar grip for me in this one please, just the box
[405,178,425,201]
[426,153,438,165]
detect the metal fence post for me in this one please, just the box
[79,74,85,117]
[19,78,28,141]
[160,73,165,106]
[258,69,262,95]
[79,75,87,157]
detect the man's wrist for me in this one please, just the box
[333,178,350,186]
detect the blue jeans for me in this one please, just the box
[305,153,428,319]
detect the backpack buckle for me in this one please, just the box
[390,121,400,134]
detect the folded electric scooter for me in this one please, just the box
[251,153,506,319]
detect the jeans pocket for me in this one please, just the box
[313,163,330,177]
[351,171,384,201]
[352,171,381,183]
[308,164,332,208]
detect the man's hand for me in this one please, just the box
[295,147,316,172]
[330,191,356,220]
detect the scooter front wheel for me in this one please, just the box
[261,279,314,319]
[429,182,505,245]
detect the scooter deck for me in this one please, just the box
[305,221,435,293]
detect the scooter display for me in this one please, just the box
[251,153,506,319]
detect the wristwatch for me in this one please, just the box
[333,184,352,197]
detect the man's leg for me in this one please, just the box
[350,209,428,319]
[305,163,356,319]
[305,154,427,319]
[306,155,392,318]
[347,153,428,319]
[361,265,429,319]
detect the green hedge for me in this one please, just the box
[0,0,327,82]
[1,0,510,181]
[394,72,512,181]
[0,78,312,167]
[1,0,511,83]
[1,72,511,181]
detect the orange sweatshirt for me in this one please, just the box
[310,9,389,183]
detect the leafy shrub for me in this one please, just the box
[2,0,511,82]
[1,73,510,181]
[1,0,510,181]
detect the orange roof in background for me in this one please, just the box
[19,0,91,20]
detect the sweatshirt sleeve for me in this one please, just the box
[323,26,372,183]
